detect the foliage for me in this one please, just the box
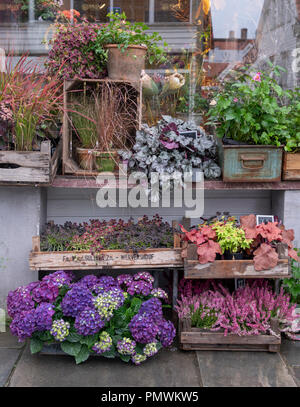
[284,88,300,152]
[212,218,253,254]
[40,215,174,253]
[283,249,300,304]
[207,64,292,146]
[176,280,300,339]
[119,115,221,201]
[95,12,168,66]
[0,54,62,151]
[7,271,176,364]
[70,98,98,149]
[240,214,299,270]
[45,18,107,80]
[180,224,222,264]
[40,222,85,252]
[14,0,62,21]
[177,93,210,114]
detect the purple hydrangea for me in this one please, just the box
[117,274,133,286]
[93,276,119,294]
[139,298,163,322]
[134,272,154,284]
[32,281,59,303]
[151,288,169,301]
[74,307,105,336]
[131,353,147,365]
[126,280,153,296]
[34,302,55,331]
[92,331,113,355]
[143,342,159,357]
[7,286,35,318]
[93,288,125,320]
[76,275,99,290]
[10,309,36,341]
[157,320,176,347]
[50,319,70,342]
[42,271,74,288]
[129,314,159,344]
[117,338,136,355]
[61,285,94,317]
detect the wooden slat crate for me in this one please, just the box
[282,152,300,181]
[183,243,290,279]
[179,318,281,352]
[29,222,183,271]
[62,79,142,176]
[0,140,61,185]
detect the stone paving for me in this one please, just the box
[0,330,299,387]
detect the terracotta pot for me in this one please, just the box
[105,44,147,83]
[76,148,96,171]
[93,150,119,173]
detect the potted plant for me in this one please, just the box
[95,12,168,83]
[211,217,253,260]
[207,65,291,182]
[71,82,136,172]
[282,248,300,305]
[282,89,300,180]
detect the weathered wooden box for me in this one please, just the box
[0,140,61,185]
[29,233,183,271]
[282,152,300,181]
[183,244,290,279]
[179,318,281,352]
[218,142,283,182]
[62,79,142,176]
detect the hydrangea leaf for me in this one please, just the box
[80,334,98,348]
[119,354,131,362]
[75,345,90,365]
[30,338,43,354]
[61,341,82,356]
[67,332,82,343]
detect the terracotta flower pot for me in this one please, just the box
[105,44,147,83]
[76,148,96,171]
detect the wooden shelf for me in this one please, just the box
[51,176,300,190]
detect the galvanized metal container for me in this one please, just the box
[218,142,283,182]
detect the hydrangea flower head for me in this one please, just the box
[10,309,36,341]
[157,319,176,347]
[42,271,74,288]
[131,353,147,365]
[117,338,136,355]
[61,285,94,317]
[7,286,35,318]
[34,302,55,331]
[93,288,124,320]
[129,314,159,343]
[50,319,70,342]
[151,288,168,301]
[92,331,113,355]
[143,341,159,357]
[74,307,105,336]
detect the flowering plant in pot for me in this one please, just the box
[175,280,300,340]
[7,271,176,364]
[206,64,291,182]
[94,12,168,83]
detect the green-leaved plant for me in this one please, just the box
[207,64,292,146]
[95,12,168,65]
[212,218,253,254]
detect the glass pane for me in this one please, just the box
[155,0,190,22]
[74,0,108,22]
[113,0,149,22]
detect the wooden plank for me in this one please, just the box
[29,248,183,271]
[0,166,50,183]
[184,258,289,279]
[50,139,62,182]
[180,343,279,352]
[32,236,41,252]
[282,153,300,181]
[180,331,280,345]
[0,150,50,169]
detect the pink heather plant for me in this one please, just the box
[175,280,299,338]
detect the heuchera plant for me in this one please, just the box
[240,214,299,271]
[7,271,175,365]
[211,218,253,254]
[175,280,300,339]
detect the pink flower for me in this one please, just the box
[233,98,238,103]
[252,72,261,82]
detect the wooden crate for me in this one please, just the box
[282,152,300,181]
[183,243,290,279]
[29,226,183,271]
[62,79,142,176]
[0,140,61,185]
[179,318,281,352]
